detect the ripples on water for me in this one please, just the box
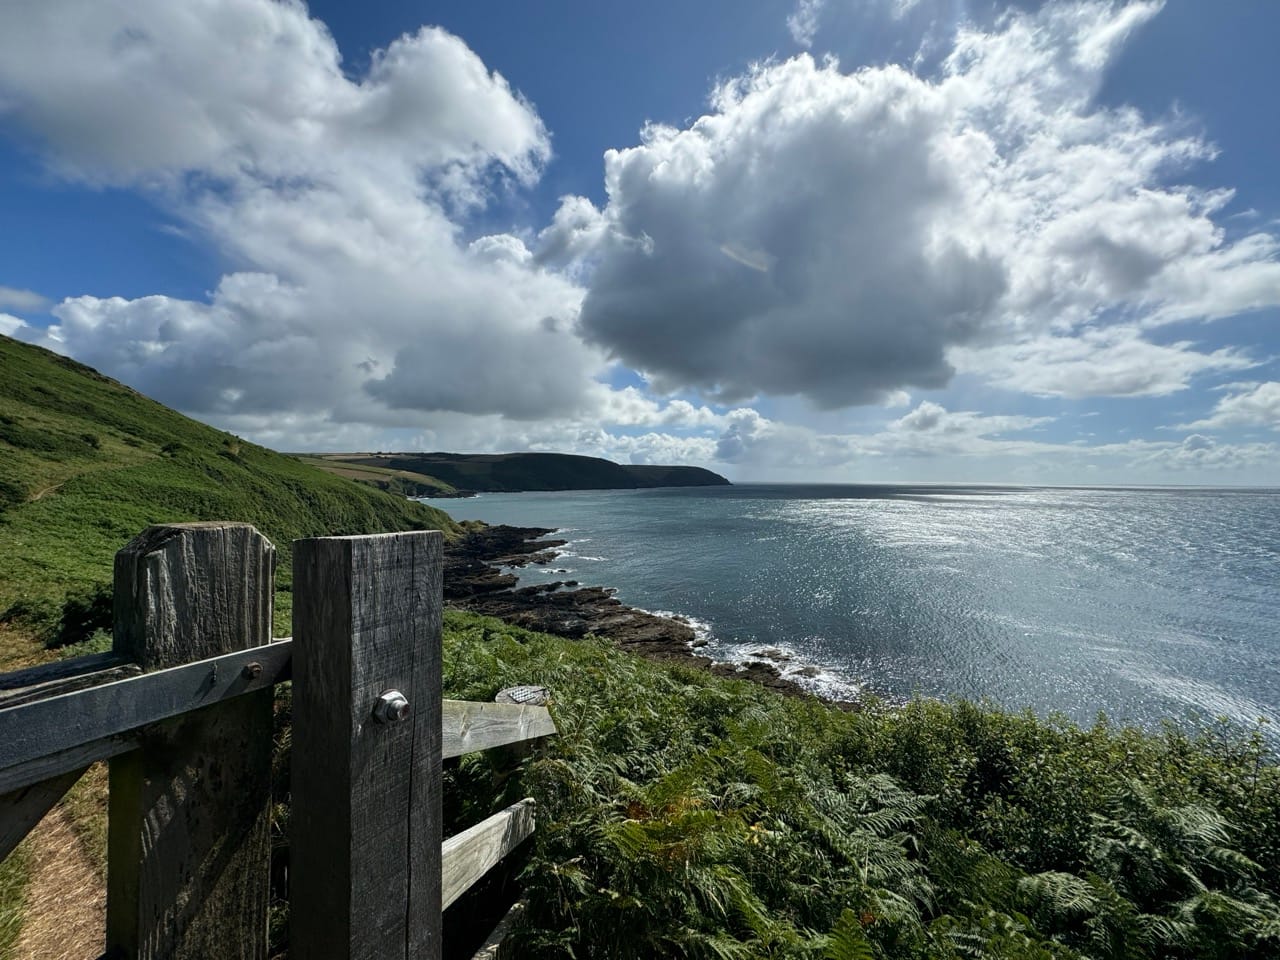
[429,485,1280,739]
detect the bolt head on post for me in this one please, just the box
[373,689,411,724]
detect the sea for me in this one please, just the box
[423,484,1280,742]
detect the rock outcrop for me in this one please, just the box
[444,524,851,703]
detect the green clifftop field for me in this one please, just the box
[0,334,458,668]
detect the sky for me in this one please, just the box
[1,0,1278,484]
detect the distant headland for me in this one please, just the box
[295,451,730,498]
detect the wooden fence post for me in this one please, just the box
[290,531,444,960]
[106,523,276,959]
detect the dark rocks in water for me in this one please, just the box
[519,581,563,595]
[463,583,697,650]
[751,647,793,663]
[445,565,519,598]
[709,659,802,696]
[443,524,557,598]
[442,522,848,704]
[451,525,567,567]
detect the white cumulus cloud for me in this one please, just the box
[1179,382,1280,432]
[0,0,1276,483]
[0,0,598,427]
[555,1,1280,409]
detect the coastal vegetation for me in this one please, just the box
[0,335,458,666]
[293,453,464,498]
[1,333,1277,958]
[444,612,1280,958]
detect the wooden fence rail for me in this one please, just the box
[0,522,555,959]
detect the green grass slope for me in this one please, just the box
[333,451,730,493]
[0,334,458,668]
[293,454,460,498]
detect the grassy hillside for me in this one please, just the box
[0,334,458,669]
[327,451,730,493]
[293,455,460,497]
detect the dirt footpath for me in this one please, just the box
[14,807,104,960]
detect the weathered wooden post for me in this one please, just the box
[106,522,277,959]
[290,531,444,960]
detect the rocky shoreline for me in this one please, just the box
[444,523,853,704]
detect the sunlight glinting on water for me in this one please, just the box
[430,486,1280,739]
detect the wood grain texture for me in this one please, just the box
[0,732,135,796]
[0,652,140,709]
[112,522,275,670]
[106,523,275,960]
[442,701,556,759]
[291,530,443,960]
[0,641,290,779]
[441,799,536,911]
[0,766,85,861]
[0,650,128,690]
[469,899,526,960]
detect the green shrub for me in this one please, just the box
[0,478,25,511]
[48,582,113,649]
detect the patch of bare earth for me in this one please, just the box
[14,807,104,960]
[26,482,65,503]
[0,623,52,675]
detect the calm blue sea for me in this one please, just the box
[425,485,1280,739]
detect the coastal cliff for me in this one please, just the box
[443,523,817,700]
[305,451,730,496]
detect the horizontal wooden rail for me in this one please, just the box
[0,651,141,708]
[471,900,527,960]
[441,798,537,910]
[0,639,292,793]
[0,767,84,861]
[0,680,553,796]
[0,733,135,798]
[442,700,556,759]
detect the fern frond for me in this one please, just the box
[822,908,875,960]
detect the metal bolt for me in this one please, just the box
[374,690,411,724]
[242,661,263,680]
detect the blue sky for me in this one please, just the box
[1,0,1278,482]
